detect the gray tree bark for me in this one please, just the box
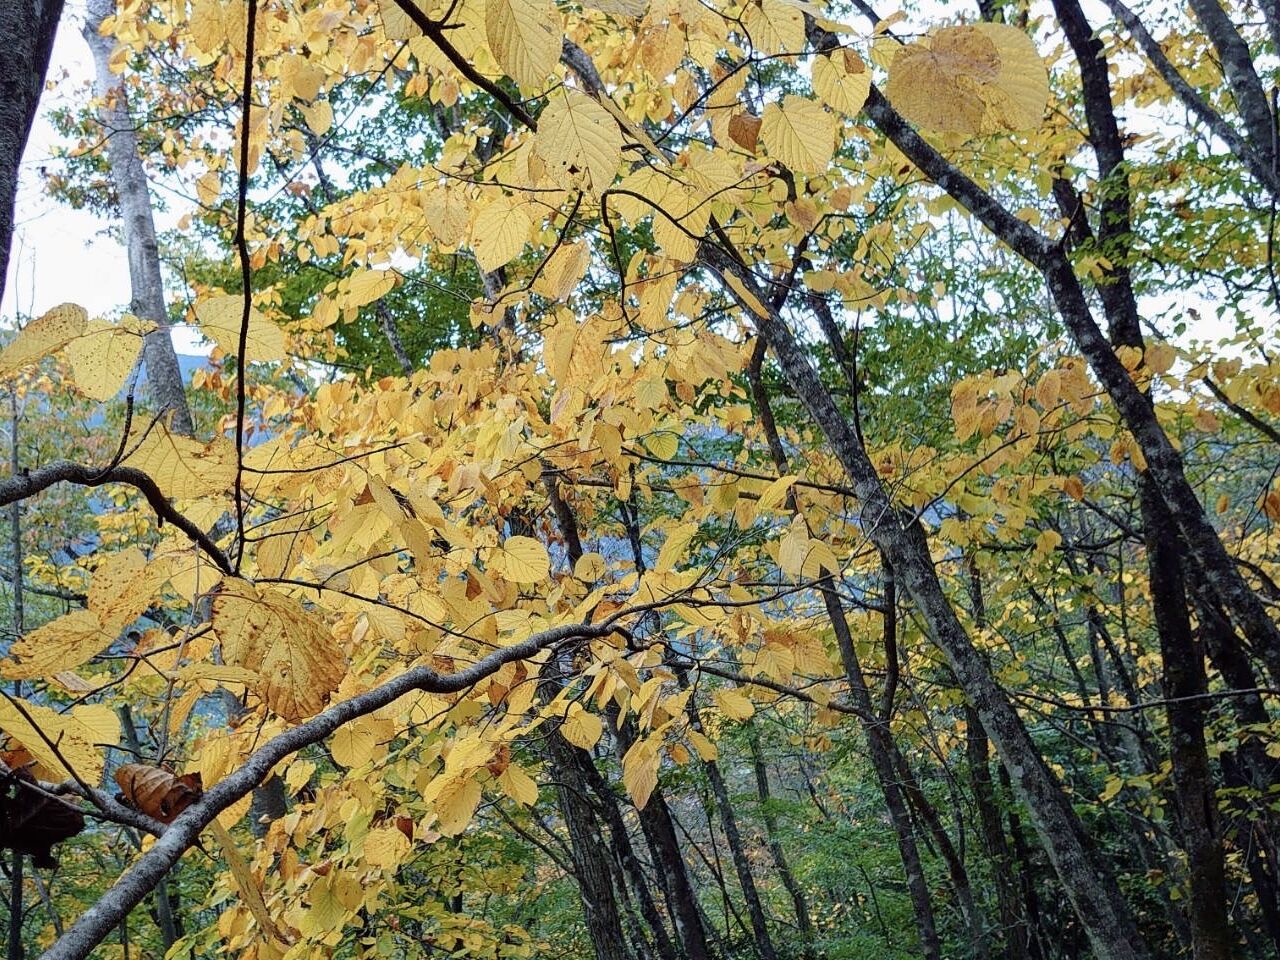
[83,0,193,435]
[0,0,65,309]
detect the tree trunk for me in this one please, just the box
[83,0,193,436]
[719,264,1151,959]
[0,0,65,307]
[692,710,778,960]
[747,731,814,949]
[546,731,633,960]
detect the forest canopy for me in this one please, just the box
[0,0,1278,959]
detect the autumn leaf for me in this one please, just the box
[0,303,87,377]
[885,23,1048,135]
[212,580,347,721]
[1,611,115,679]
[560,703,603,749]
[0,697,104,783]
[123,423,237,500]
[535,89,623,197]
[760,96,835,176]
[622,737,659,808]
[490,536,551,584]
[194,294,287,362]
[63,316,150,401]
[486,0,559,91]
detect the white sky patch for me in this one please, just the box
[1,1,209,358]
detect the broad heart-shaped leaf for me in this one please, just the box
[0,697,104,784]
[377,0,429,40]
[884,23,1048,135]
[812,49,871,118]
[560,703,603,749]
[193,294,286,362]
[63,316,151,401]
[760,96,835,176]
[1,610,114,679]
[472,198,533,273]
[212,580,346,721]
[486,0,559,91]
[0,303,87,377]
[489,535,551,584]
[535,88,624,197]
[123,423,237,501]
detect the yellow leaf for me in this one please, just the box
[378,0,429,40]
[491,536,551,583]
[535,89,623,196]
[812,49,870,117]
[206,819,286,947]
[560,703,603,749]
[196,169,221,206]
[69,704,121,749]
[655,521,698,573]
[574,551,607,581]
[63,317,149,402]
[498,763,539,805]
[344,268,396,308]
[714,688,755,721]
[534,241,591,301]
[583,0,646,15]
[885,23,1047,135]
[687,728,718,761]
[742,0,804,55]
[123,423,237,500]
[486,0,559,91]
[644,431,679,461]
[622,737,659,808]
[756,474,796,512]
[194,294,286,362]
[0,697,102,783]
[0,303,87,377]
[435,776,483,835]
[90,546,163,633]
[721,270,771,318]
[363,825,412,868]
[213,580,347,721]
[300,100,333,136]
[331,722,378,768]
[2,611,113,679]
[778,515,809,578]
[760,95,834,176]
[472,198,533,273]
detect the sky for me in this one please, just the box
[1,0,207,355]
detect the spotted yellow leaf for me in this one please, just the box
[1,611,114,679]
[0,303,87,377]
[124,423,237,500]
[63,316,150,402]
[194,294,286,363]
[885,23,1048,135]
[213,580,346,720]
